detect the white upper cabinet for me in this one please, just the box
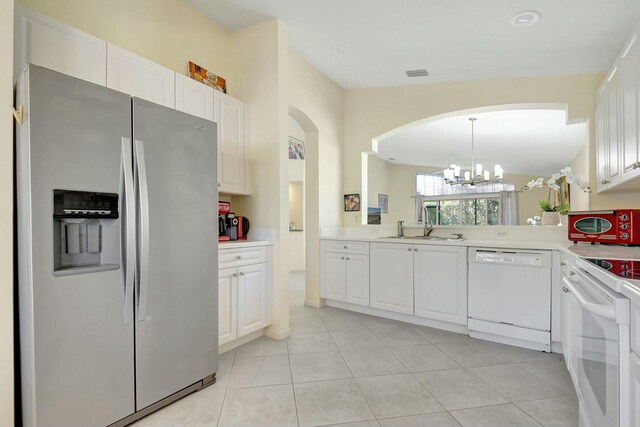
[215,91,250,195]
[106,43,175,108]
[414,245,467,325]
[596,23,640,192]
[14,5,107,86]
[370,243,414,315]
[621,33,640,183]
[175,73,214,121]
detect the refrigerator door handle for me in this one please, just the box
[122,137,135,324]
[135,139,150,322]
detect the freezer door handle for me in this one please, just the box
[135,139,150,322]
[122,137,135,324]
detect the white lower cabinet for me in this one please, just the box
[369,243,414,315]
[414,245,467,325]
[218,244,272,347]
[323,249,369,306]
[218,268,237,346]
[631,352,640,427]
[237,263,268,336]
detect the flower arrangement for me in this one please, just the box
[522,167,591,215]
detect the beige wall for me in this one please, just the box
[344,74,640,225]
[287,51,345,306]
[228,20,291,338]
[17,0,235,89]
[0,0,13,423]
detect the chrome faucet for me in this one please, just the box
[421,205,434,237]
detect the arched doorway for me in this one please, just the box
[287,106,322,309]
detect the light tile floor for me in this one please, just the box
[133,273,578,427]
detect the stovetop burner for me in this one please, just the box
[585,258,640,280]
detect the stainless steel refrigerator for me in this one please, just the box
[16,64,218,427]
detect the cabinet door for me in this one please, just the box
[14,5,107,86]
[175,73,214,121]
[346,254,369,306]
[621,32,640,182]
[218,267,237,345]
[607,70,622,185]
[596,99,609,192]
[370,243,414,315]
[324,253,347,302]
[215,91,247,194]
[630,352,640,427]
[237,263,268,337]
[106,43,175,108]
[414,245,467,325]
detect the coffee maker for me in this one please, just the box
[225,212,239,241]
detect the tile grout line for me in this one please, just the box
[326,319,379,424]
[287,350,302,427]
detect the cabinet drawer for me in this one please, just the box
[219,246,267,269]
[325,240,369,255]
[633,302,640,357]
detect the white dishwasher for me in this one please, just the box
[468,247,552,352]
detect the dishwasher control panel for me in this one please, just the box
[474,251,544,266]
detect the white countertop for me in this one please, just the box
[219,240,272,249]
[562,244,640,305]
[320,235,569,251]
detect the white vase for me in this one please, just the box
[541,211,561,226]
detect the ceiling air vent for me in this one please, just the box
[405,69,429,78]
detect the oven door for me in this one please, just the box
[565,273,619,427]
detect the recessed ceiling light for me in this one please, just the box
[332,46,348,55]
[511,10,541,27]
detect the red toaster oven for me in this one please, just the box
[568,210,640,245]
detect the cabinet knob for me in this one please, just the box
[414,248,418,252]
[218,182,221,187]
[344,245,347,249]
[633,162,640,169]
[239,272,245,276]
[346,257,350,260]
[236,255,242,259]
[560,261,567,266]
[562,286,570,293]
[341,257,345,260]
[601,179,610,185]
[569,271,576,276]
[233,273,238,277]
[408,247,412,251]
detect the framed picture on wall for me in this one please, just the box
[378,194,388,213]
[288,137,305,160]
[344,193,360,212]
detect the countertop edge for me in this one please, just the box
[320,235,569,251]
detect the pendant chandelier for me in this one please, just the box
[443,117,504,186]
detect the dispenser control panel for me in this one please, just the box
[54,190,118,218]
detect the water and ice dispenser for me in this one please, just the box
[53,190,120,273]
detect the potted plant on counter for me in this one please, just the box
[522,167,590,226]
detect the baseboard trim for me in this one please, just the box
[304,299,323,308]
[264,327,291,340]
[325,299,468,334]
[218,329,264,354]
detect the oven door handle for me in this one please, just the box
[563,277,616,320]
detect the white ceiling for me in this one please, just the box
[376,109,587,177]
[187,0,640,89]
